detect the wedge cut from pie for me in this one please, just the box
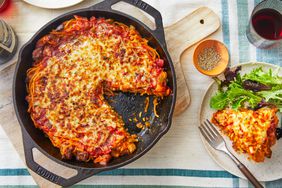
[212,107,278,162]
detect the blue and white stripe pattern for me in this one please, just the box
[0,0,281,187]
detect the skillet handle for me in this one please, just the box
[91,0,166,47]
[21,128,100,187]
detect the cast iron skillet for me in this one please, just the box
[13,0,176,186]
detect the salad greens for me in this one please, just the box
[210,66,282,111]
[243,67,282,86]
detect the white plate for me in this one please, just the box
[199,61,282,181]
[22,0,84,9]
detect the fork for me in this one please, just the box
[199,119,263,188]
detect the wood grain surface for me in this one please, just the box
[165,7,220,115]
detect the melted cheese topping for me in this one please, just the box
[212,107,278,162]
[26,16,171,164]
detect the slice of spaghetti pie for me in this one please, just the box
[212,107,278,162]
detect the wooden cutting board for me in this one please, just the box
[165,7,220,115]
[0,6,220,187]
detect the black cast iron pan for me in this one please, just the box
[13,0,176,186]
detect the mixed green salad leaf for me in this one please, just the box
[210,66,282,111]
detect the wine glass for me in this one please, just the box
[246,0,282,49]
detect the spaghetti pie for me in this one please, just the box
[26,16,171,164]
[212,107,278,162]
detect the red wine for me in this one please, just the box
[252,8,282,40]
[0,0,10,12]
